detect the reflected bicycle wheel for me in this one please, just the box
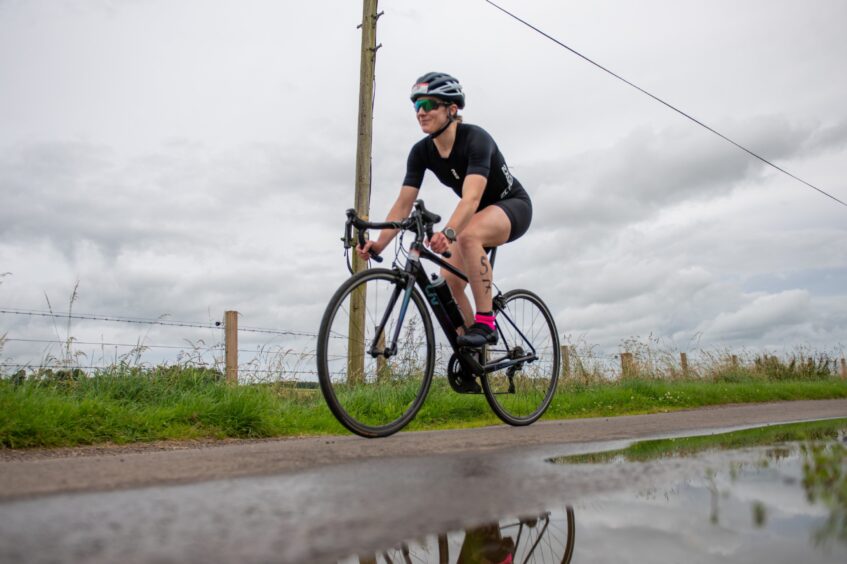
[316,268,435,438]
[482,289,559,425]
[342,508,575,563]
[504,507,576,564]
[438,506,576,564]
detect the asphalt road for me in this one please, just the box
[2,400,846,563]
[2,399,846,501]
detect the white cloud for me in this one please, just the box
[699,290,812,341]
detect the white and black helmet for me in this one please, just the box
[410,72,465,109]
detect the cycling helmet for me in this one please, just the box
[410,72,465,109]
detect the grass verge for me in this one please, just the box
[554,417,847,464]
[1,367,846,448]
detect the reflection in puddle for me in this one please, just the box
[341,508,575,564]
[342,421,846,563]
[569,443,846,563]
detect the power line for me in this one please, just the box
[483,0,847,208]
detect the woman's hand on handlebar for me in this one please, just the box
[356,239,383,261]
[428,231,451,255]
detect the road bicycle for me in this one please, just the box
[316,200,560,438]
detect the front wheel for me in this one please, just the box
[316,268,435,438]
[482,289,560,426]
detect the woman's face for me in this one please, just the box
[415,96,453,134]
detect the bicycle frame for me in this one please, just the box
[363,216,539,378]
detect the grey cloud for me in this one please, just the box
[0,139,352,258]
[3,0,847,367]
[804,119,847,153]
[523,116,834,235]
[697,289,811,341]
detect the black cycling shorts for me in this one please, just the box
[493,195,533,243]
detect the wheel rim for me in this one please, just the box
[484,291,559,422]
[320,272,433,434]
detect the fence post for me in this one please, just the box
[560,345,571,379]
[731,354,739,369]
[680,352,689,377]
[840,358,846,379]
[225,310,238,385]
[620,352,634,378]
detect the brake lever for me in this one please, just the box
[354,225,384,263]
[342,219,353,250]
[424,224,452,259]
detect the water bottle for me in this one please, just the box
[426,274,465,329]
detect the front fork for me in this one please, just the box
[367,271,416,359]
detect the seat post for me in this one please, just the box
[486,247,498,268]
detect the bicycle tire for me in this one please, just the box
[482,288,560,426]
[316,268,435,438]
[508,507,576,563]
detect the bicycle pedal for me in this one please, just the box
[456,384,483,395]
[447,373,482,394]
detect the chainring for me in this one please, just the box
[447,352,482,394]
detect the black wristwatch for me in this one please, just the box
[442,227,457,242]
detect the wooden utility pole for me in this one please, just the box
[353,0,381,273]
[348,0,381,384]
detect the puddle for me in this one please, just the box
[340,420,847,563]
[339,508,575,564]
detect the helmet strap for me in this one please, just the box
[429,113,454,140]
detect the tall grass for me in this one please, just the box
[563,334,844,384]
[2,319,846,448]
[0,367,337,448]
[2,359,846,448]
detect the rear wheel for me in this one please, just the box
[482,289,559,425]
[316,268,435,438]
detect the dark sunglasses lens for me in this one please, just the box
[415,99,438,112]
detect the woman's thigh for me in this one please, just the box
[460,205,512,249]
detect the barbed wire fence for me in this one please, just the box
[2,308,846,383]
[0,308,322,384]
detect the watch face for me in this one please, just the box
[444,228,456,241]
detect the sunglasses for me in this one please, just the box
[414,99,447,112]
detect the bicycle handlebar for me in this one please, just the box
[343,200,452,261]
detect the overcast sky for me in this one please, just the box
[1,0,846,372]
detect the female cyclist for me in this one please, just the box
[357,72,532,348]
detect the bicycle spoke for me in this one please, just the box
[317,269,435,437]
[483,289,559,425]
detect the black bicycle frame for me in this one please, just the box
[369,239,538,376]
